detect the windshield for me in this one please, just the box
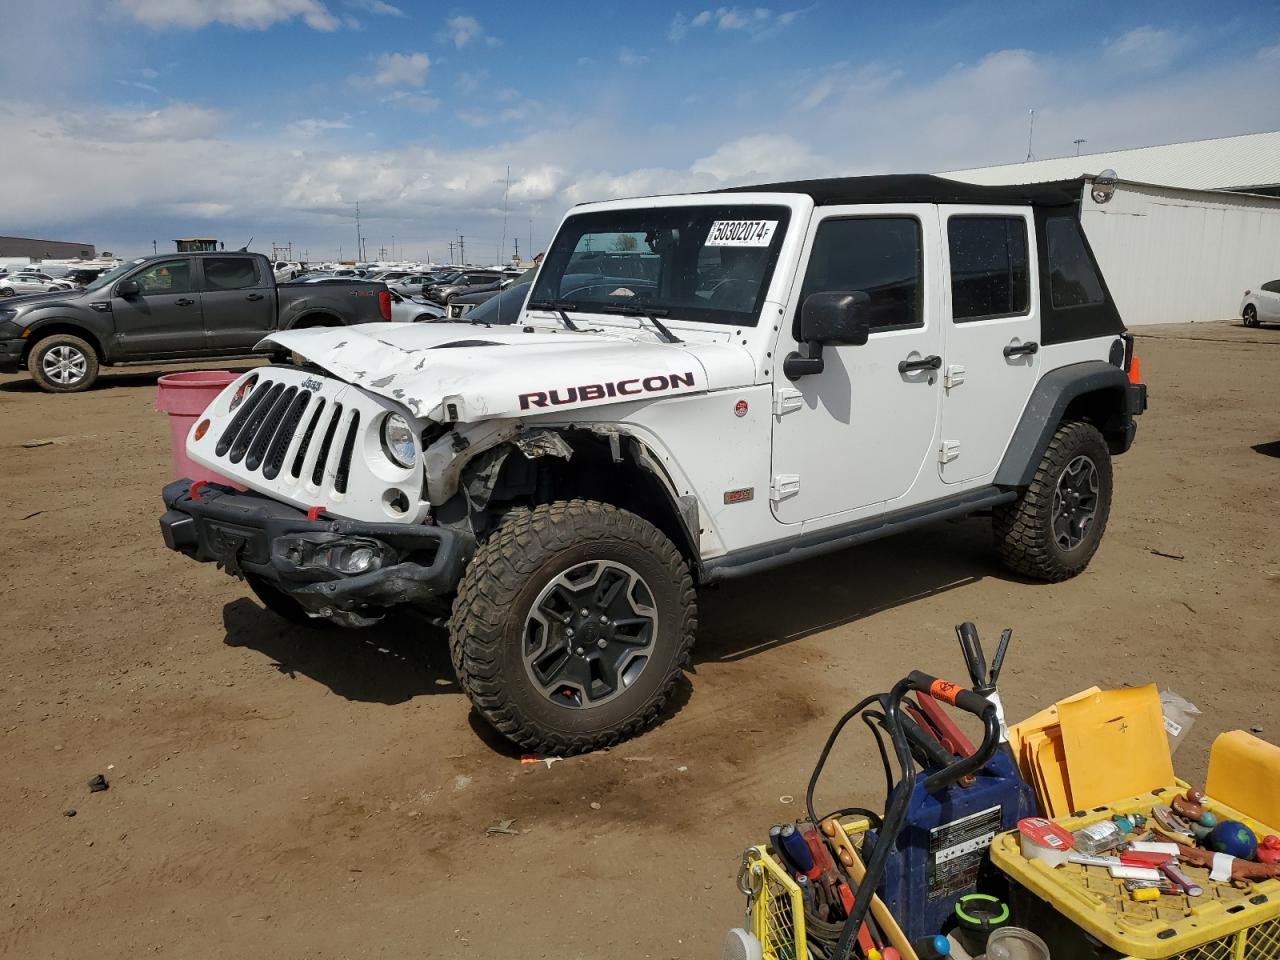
[529,204,790,326]
[84,259,144,292]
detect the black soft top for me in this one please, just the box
[722,174,1083,207]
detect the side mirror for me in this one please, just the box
[117,279,140,297]
[784,291,872,380]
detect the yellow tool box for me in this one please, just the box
[738,818,921,960]
[989,783,1280,960]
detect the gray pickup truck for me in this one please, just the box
[0,251,390,392]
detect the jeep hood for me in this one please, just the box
[259,322,756,423]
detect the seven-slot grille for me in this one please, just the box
[213,377,360,493]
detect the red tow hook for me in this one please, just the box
[306,505,325,521]
[190,480,208,500]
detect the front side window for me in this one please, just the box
[201,257,259,291]
[133,259,191,295]
[530,204,790,326]
[799,217,923,333]
[948,216,1029,321]
[1046,217,1104,308]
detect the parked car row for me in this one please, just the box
[0,270,76,296]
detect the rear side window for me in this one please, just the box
[948,216,1029,321]
[1046,217,1104,308]
[202,257,260,291]
[800,217,923,333]
[1262,279,1280,293]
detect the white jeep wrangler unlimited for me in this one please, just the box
[160,175,1147,753]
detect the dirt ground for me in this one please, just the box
[3,321,1278,959]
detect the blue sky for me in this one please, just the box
[1,0,1278,262]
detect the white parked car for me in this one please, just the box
[1,272,74,296]
[161,174,1147,754]
[1241,279,1280,327]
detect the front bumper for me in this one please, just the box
[159,479,472,622]
[0,337,25,372]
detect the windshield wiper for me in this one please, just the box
[526,298,582,332]
[592,303,682,344]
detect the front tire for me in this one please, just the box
[451,500,696,755]
[993,420,1113,582]
[28,334,99,392]
[1243,305,1259,328]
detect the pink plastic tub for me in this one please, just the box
[155,370,241,486]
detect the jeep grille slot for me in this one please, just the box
[228,382,285,464]
[310,402,344,487]
[215,378,274,457]
[290,397,326,479]
[333,411,361,494]
[245,385,298,473]
[262,390,311,480]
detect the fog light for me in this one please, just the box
[338,546,376,574]
[193,418,210,440]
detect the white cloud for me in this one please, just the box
[62,103,225,142]
[618,48,649,67]
[691,133,827,181]
[440,14,498,49]
[383,90,441,113]
[1105,26,1187,71]
[113,0,340,31]
[350,51,431,88]
[286,117,351,137]
[674,6,801,38]
[347,0,404,15]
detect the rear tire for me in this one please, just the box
[1243,304,1259,328]
[28,333,99,393]
[993,420,1112,582]
[450,499,696,755]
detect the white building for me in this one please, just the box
[944,132,1280,325]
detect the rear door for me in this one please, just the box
[937,207,1039,485]
[198,256,275,351]
[1261,280,1280,322]
[111,257,203,358]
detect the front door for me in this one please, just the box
[937,207,1040,484]
[111,257,203,358]
[770,205,943,526]
[197,256,276,352]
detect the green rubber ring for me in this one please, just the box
[954,893,1010,927]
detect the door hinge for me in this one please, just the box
[944,364,966,390]
[939,440,961,464]
[773,387,803,417]
[770,474,801,501]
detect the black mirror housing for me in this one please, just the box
[800,291,871,346]
[117,279,140,297]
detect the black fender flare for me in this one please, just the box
[995,360,1134,488]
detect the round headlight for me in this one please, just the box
[229,374,258,411]
[381,412,417,467]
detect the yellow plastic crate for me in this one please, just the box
[990,783,1280,959]
[738,819,920,960]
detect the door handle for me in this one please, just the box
[175,298,196,306]
[1003,341,1039,358]
[898,354,942,374]
[246,293,264,301]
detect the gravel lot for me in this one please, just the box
[3,321,1277,959]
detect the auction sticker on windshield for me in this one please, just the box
[705,220,778,247]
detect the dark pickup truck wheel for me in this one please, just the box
[29,334,99,393]
[993,419,1112,582]
[451,499,696,755]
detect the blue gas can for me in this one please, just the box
[868,750,1034,941]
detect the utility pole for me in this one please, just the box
[1073,138,1087,156]
[514,237,519,262]
[1025,108,1036,162]
[448,240,455,263]
[355,200,363,263]
[152,240,157,254]
[459,235,465,265]
[500,164,510,271]
[391,234,396,261]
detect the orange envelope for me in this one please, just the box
[1057,684,1174,810]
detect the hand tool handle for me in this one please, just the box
[779,824,818,878]
[955,622,987,691]
[989,628,1012,685]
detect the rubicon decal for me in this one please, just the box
[519,371,697,410]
